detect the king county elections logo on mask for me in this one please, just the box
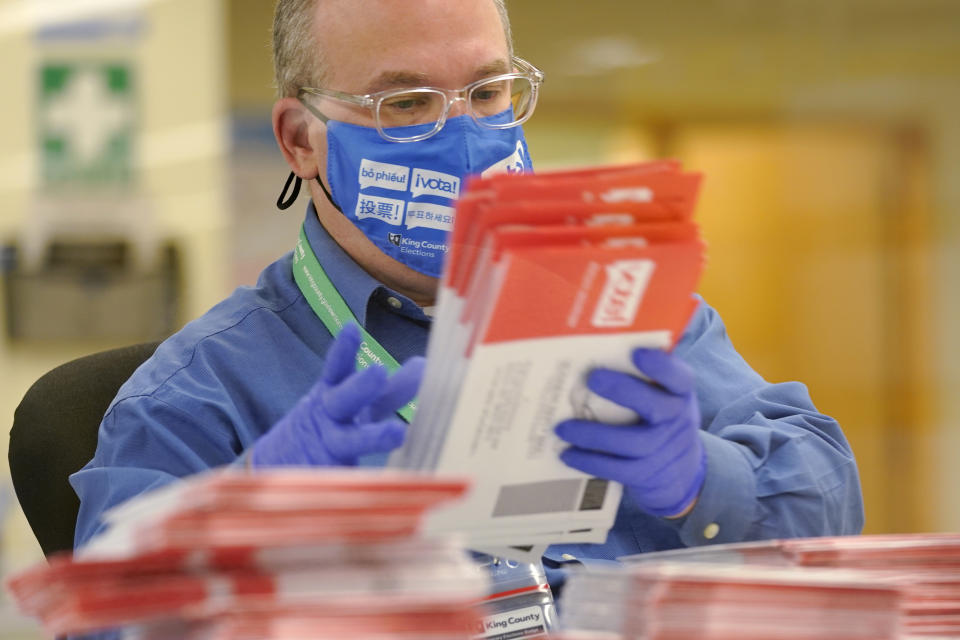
[39,62,135,186]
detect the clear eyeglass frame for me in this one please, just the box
[297,56,544,143]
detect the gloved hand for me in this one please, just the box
[251,323,425,467]
[554,348,706,518]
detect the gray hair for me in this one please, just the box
[272,0,513,98]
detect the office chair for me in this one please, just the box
[9,341,161,558]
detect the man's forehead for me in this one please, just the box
[313,0,510,90]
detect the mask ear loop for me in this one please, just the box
[276,172,343,213]
[315,175,343,213]
[276,172,301,210]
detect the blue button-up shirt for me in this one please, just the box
[71,204,864,567]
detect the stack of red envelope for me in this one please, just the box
[615,533,960,638]
[391,161,707,555]
[6,469,489,639]
[779,534,960,637]
[559,562,904,640]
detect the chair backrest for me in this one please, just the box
[9,341,160,557]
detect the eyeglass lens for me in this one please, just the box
[376,75,534,133]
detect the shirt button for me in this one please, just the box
[560,553,577,561]
[703,523,720,540]
[386,296,402,309]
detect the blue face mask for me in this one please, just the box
[320,109,533,278]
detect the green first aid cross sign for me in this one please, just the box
[39,62,135,187]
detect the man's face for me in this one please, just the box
[286,0,513,302]
[310,0,511,130]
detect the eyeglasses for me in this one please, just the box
[297,57,544,143]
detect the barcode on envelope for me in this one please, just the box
[492,478,609,517]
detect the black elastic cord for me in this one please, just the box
[316,176,343,213]
[276,171,302,210]
[276,172,343,213]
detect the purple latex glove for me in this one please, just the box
[251,323,424,467]
[554,348,706,517]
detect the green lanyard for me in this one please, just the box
[292,225,416,422]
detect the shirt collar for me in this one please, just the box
[301,202,431,326]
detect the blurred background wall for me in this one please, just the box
[0,0,958,635]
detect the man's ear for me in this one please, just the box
[272,97,320,179]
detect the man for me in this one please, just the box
[71,0,864,575]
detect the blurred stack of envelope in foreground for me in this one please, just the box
[7,469,489,639]
[391,161,706,553]
[558,561,903,640]
[619,533,960,638]
[558,533,960,639]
